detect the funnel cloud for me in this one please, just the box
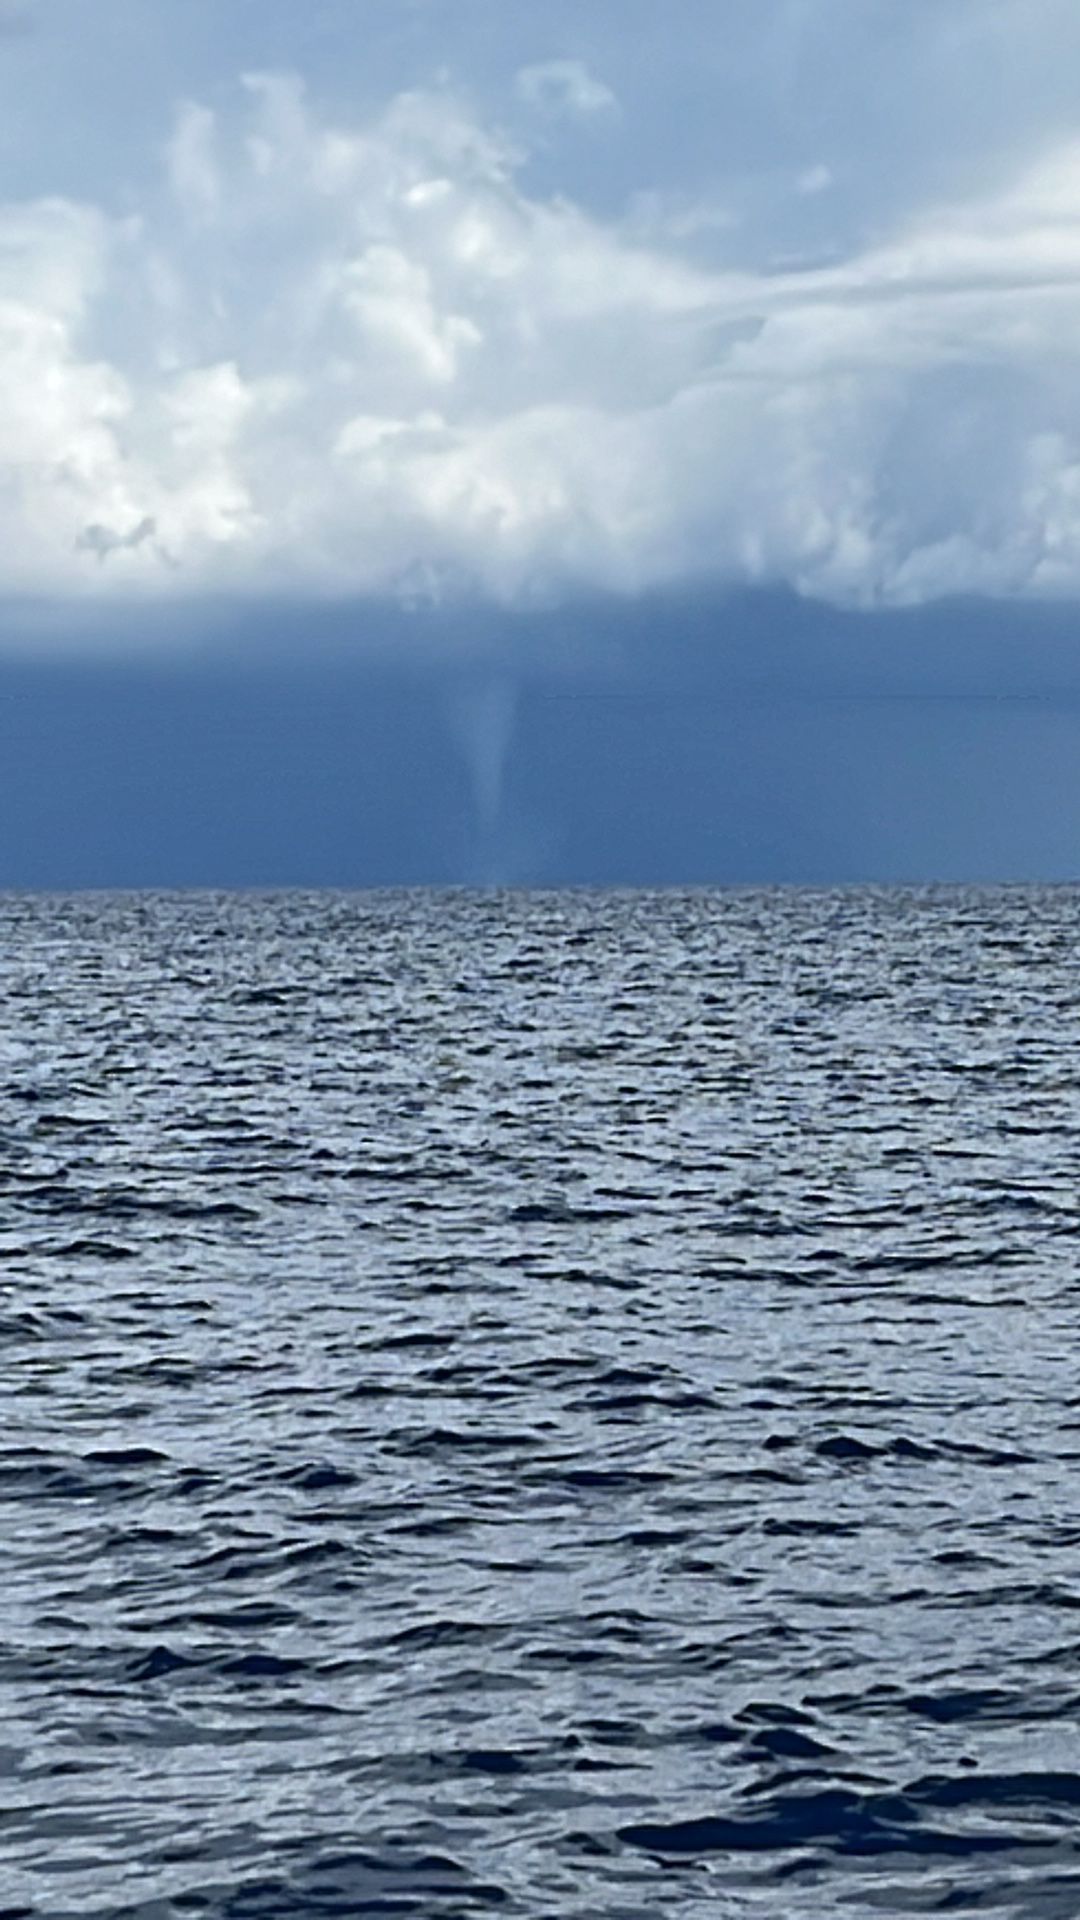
[448,680,519,880]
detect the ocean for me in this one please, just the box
[3,885,1080,1918]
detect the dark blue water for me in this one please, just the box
[3,886,1080,1918]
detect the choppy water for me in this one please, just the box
[3,886,1080,1918]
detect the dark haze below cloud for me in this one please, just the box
[3,591,1080,888]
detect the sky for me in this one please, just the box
[4,0,1080,884]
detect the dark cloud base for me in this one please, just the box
[2,591,1080,887]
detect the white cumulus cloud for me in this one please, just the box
[167,101,221,225]
[7,76,1080,613]
[514,59,618,119]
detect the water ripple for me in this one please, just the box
[3,885,1080,1917]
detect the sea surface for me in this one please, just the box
[3,886,1080,1919]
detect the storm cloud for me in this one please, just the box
[5,2,1080,621]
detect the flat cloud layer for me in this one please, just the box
[10,66,1080,611]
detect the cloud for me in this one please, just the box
[796,164,832,197]
[167,101,221,224]
[9,73,1080,616]
[515,59,618,119]
[76,514,157,561]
